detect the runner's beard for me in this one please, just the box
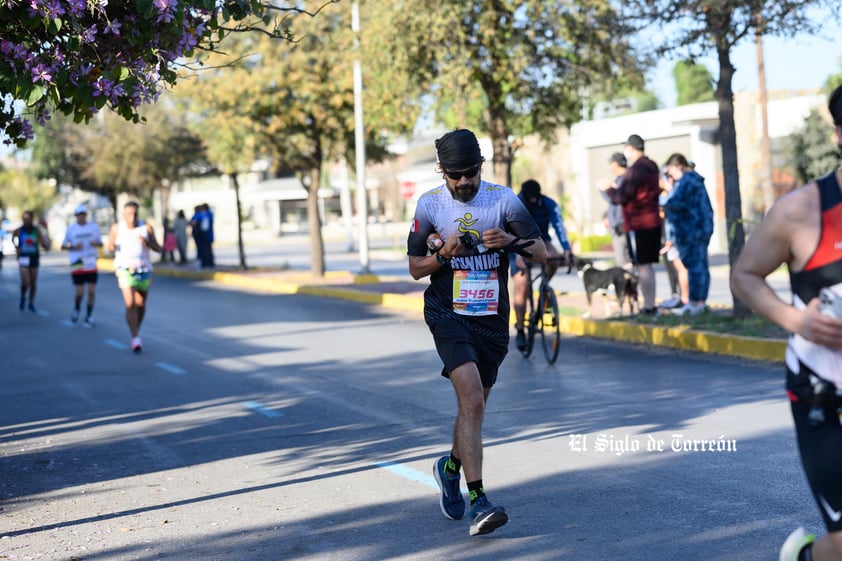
[451,184,479,202]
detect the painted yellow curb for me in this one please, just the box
[212,272,299,294]
[557,316,785,362]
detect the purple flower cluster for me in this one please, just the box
[0,0,237,146]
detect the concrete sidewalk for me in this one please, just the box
[105,238,788,364]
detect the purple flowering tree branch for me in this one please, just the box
[0,0,336,147]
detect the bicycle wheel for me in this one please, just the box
[539,286,561,364]
[520,290,536,358]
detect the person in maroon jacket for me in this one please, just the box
[601,134,663,315]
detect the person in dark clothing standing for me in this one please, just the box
[191,204,214,268]
[173,210,189,264]
[599,152,631,269]
[601,134,662,314]
[663,153,714,315]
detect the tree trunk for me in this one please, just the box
[306,167,325,277]
[230,172,248,270]
[159,182,172,227]
[489,112,513,188]
[715,41,749,319]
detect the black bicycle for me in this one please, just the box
[434,235,559,360]
[519,256,569,364]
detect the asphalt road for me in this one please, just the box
[0,253,817,561]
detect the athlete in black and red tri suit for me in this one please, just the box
[407,129,546,537]
[733,84,842,561]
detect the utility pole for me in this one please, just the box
[755,13,775,214]
[352,1,370,273]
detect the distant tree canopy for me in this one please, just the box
[787,108,841,185]
[630,90,662,112]
[824,57,842,93]
[29,106,206,210]
[392,0,646,186]
[0,167,58,217]
[672,60,715,105]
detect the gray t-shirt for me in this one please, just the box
[600,174,625,233]
[407,180,541,341]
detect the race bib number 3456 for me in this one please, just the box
[452,270,499,316]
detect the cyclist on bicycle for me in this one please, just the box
[512,179,573,350]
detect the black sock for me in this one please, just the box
[467,480,484,504]
[445,454,461,476]
[799,543,813,561]
[86,305,93,318]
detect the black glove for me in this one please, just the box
[505,237,535,259]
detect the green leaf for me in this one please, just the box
[27,85,45,106]
[136,0,153,17]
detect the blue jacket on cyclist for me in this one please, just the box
[517,180,571,252]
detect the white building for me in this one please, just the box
[562,91,827,253]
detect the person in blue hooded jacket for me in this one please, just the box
[662,154,714,315]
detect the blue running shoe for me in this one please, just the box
[433,456,465,520]
[469,495,508,536]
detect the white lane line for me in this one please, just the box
[156,362,186,375]
[242,401,284,418]
[374,461,438,490]
[105,338,128,350]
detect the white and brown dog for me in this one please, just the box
[577,259,639,318]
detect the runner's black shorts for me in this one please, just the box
[72,271,98,285]
[429,317,507,389]
[18,253,40,268]
[627,226,662,265]
[787,365,842,532]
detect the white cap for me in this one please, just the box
[74,204,88,215]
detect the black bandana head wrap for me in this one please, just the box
[435,129,482,170]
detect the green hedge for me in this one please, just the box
[569,233,613,253]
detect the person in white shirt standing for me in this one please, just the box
[61,205,103,327]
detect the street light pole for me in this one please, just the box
[352,1,370,273]
[755,12,775,215]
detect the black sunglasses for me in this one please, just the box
[443,164,480,180]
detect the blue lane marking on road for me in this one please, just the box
[105,339,128,350]
[156,362,187,375]
[242,401,283,418]
[375,461,438,490]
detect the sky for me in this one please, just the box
[650,14,842,107]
